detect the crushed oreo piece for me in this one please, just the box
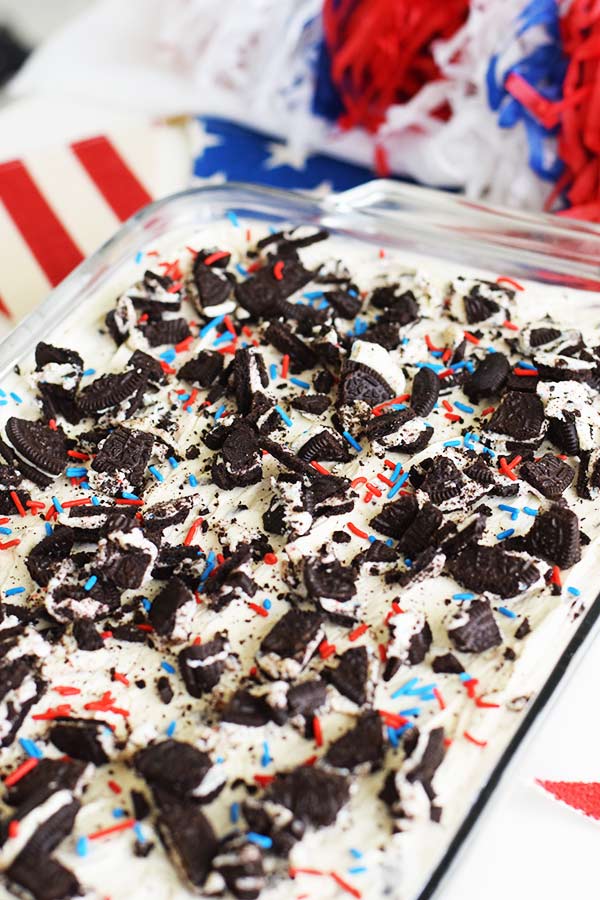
[48,717,112,765]
[486,391,546,442]
[144,317,191,347]
[136,739,224,802]
[157,800,218,888]
[91,426,153,493]
[212,422,262,490]
[5,417,67,479]
[179,351,224,388]
[371,495,419,539]
[179,634,229,697]
[463,353,510,402]
[337,360,394,408]
[263,321,318,372]
[432,653,464,674]
[72,619,103,651]
[222,690,270,727]
[149,576,196,641]
[520,453,574,499]
[157,675,174,704]
[325,710,384,770]
[447,600,502,653]
[447,544,540,598]
[298,428,350,462]
[410,367,440,416]
[257,609,324,680]
[524,504,581,568]
[291,394,332,416]
[326,646,374,706]
[268,767,350,828]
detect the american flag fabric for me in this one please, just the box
[0,122,186,331]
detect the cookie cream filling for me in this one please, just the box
[0,219,597,900]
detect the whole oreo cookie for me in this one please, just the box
[5,417,67,477]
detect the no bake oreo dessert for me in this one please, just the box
[0,217,598,900]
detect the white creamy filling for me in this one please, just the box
[0,790,73,869]
[0,677,38,740]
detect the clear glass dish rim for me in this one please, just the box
[1,178,599,900]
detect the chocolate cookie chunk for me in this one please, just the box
[326,646,373,706]
[410,367,440,416]
[149,576,196,639]
[73,619,103,651]
[418,456,465,504]
[268,767,350,827]
[91,426,153,493]
[212,835,265,900]
[287,679,327,718]
[78,369,146,417]
[144,317,191,347]
[371,494,419,539]
[179,351,224,388]
[193,257,232,311]
[221,690,271,727]
[486,391,546,442]
[298,429,350,463]
[337,360,394,408]
[26,525,74,587]
[7,853,81,900]
[366,408,433,455]
[257,609,324,679]
[358,322,401,350]
[5,758,88,807]
[157,800,218,889]
[547,413,580,455]
[407,727,446,788]
[236,255,313,319]
[520,454,574,499]
[212,422,262,490]
[136,740,224,802]
[463,353,510,402]
[447,600,502,653]
[143,496,195,531]
[524,505,581,568]
[432,653,464,674]
[96,523,157,590]
[398,503,442,557]
[232,347,269,415]
[292,394,332,417]
[49,717,112,765]
[326,289,362,319]
[128,349,165,384]
[325,710,384,770]
[463,281,510,323]
[179,635,229,697]
[263,321,318,372]
[447,544,540,598]
[304,556,356,602]
[5,417,67,478]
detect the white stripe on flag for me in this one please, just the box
[24,146,120,257]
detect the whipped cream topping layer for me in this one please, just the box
[0,219,598,900]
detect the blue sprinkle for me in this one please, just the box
[523,506,538,517]
[178,394,190,403]
[481,445,496,456]
[496,528,515,540]
[290,377,310,389]
[5,587,24,596]
[387,726,399,748]
[80,481,90,491]
[459,672,473,682]
[76,836,89,857]
[0,389,5,397]
[455,401,474,414]
[453,592,475,600]
[45,523,53,536]
[499,504,519,519]
[141,598,151,612]
[385,538,394,547]
[10,392,22,404]
[391,677,419,699]
[166,721,176,737]
[214,404,227,421]
[247,832,272,849]
[112,808,126,819]
[84,575,97,591]
[82,368,95,377]
[216,756,224,764]
[568,586,581,597]
[133,823,146,844]
[52,497,65,514]
[275,405,293,427]
[263,598,272,610]
[0,527,12,535]
[149,466,164,482]
[0,400,6,406]
[261,741,272,768]
[235,263,248,277]
[388,471,409,500]
[66,467,87,478]
[342,430,362,453]
[404,557,412,567]
[91,496,100,506]
[303,290,324,299]
[189,474,198,487]
[121,492,139,500]
[159,348,176,363]
[349,866,368,875]
[350,849,363,859]
[368,535,377,543]
[443,439,461,447]
[199,551,216,583]
[517,360,537,370]
[391,462,402,483]
[19,738,43,759]
[415,361,444,372]
[394,722,414,737]
[199,315,225,339]
[212,332,233,348]
[498,606,517,619]
[269,363,278,380]
[168,457,179,469]
[227,210,240,227]
[230,802,240,824]
[135,250,144,264]
[161,661,176,674]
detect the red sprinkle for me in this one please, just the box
[108,780,122,795]
[53,686,80,697]
[444,412,462,422]
[263,552,278,565]
[497,276,524,291]
[377,474,393,487]
[372,394,410,414]
[433,687,446,710]
[175,335,194,353]
[112,672,130,687]
[442,399,453,412]
[8,820,19,839]
[480,406,495,416]
[67,450,90,460]
[184,517,204,547]
[513,367,539,376]
[281,354,290,378]
[310,461,331,476]
[62,498,92,508]
[475,696,500,709]
[32,704,71,721]
[499,458,518,481]
[502,319,519,331]
[346,522,368,539]
[0,539,21,550]
[137,623,153,632]
[330,872,362,899]
[378,643,387,662]
[464,731,488,748]
[202,250,229,266]
[48,419,57,431]
[273,260,285,281]
[550,565,562,587]
[313,716,323,747]
[10,491,26,517]
[463,331,480,344]
[254,774,274,788]
[248,602,268,618]
[318,640,337,660]
[114,498,144,506]
[424,334,442,352]
[89,818,136,841]
[4,757,38,787]
[348,623,368,642]
[379,710,407,729]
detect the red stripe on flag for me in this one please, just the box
[71,136,152,221]
[0,159,84,286]
[0,295,12,319]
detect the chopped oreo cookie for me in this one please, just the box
[520,453,574,499]
[446,544,540,598]
[325,710,384,771]
[303,555,358,623]
[48,717,113,765]
[326,646,376,706]
[292,394,332,417]
[524,504,581,568]
[366,408,433,455]
[463,352,510,402]
[78,368,146,418]
[179,634,230,697]
[179,350,224,388]
[337,360,394,408]
[212,422,262,490]
[410,366,440,416]
[157,800,218,889]
[26,525,74,587]
[486,391,547,444]
[4,417,68,484]
[447,600,502,653]
[221,690,271,727]
[148,576,196,641]
[96,521,158,589]
[136,739,225,803]
[371,495,419,539]
[298,428,351,463]
[90,426,153,494]
[209,834,265,900]
[257,609,324,680]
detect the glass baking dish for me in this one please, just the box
[2,180,600,900]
